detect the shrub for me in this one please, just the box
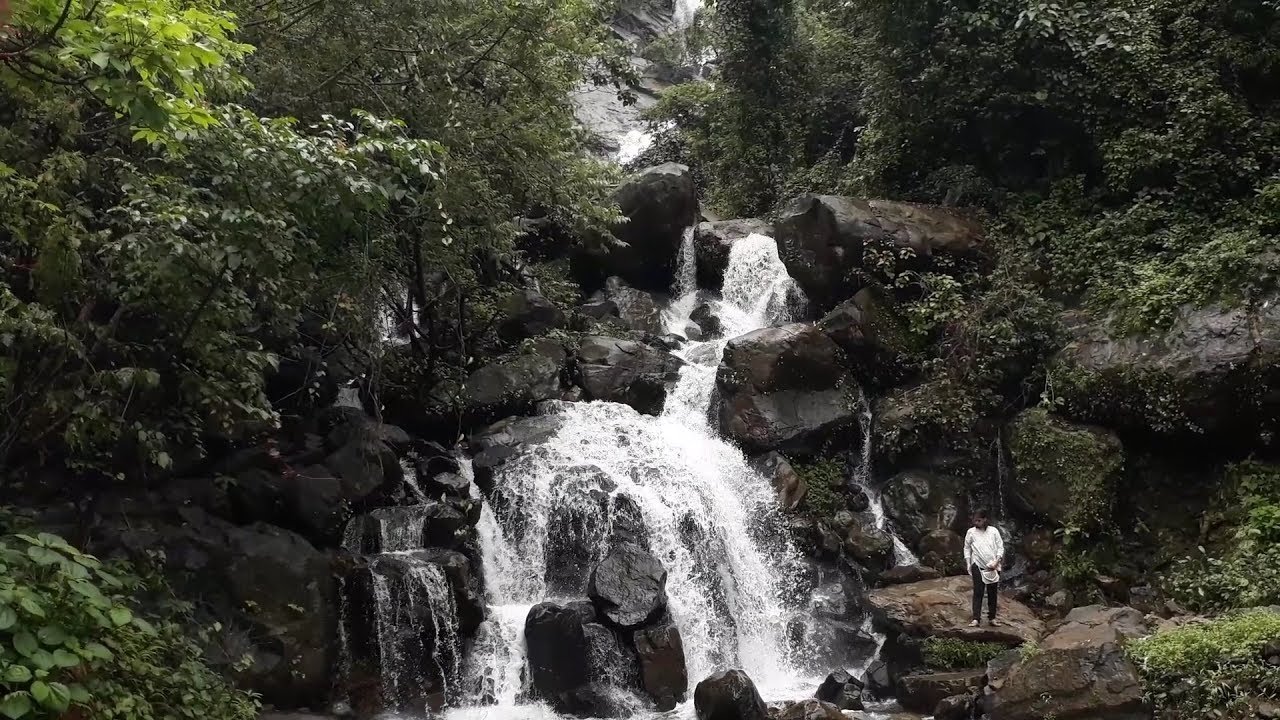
[922,637,1007,670]
[1128,610,1280,719]
[0,531,257,720]
[797,458,846,518]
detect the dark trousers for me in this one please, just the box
[970,564,997,620]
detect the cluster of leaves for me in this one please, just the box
[0,531,257,719]
[796,457,845,518]
[922,637,1007,671]
[1166,462,1280,611]
[1128,610,1280,719]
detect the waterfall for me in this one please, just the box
[673,0,702,30]
[450,232,821,719]
[849,395,917,568]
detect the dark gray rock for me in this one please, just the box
[462,341,566,424]
[690,302,724,338]
[862,659,894,700]
[749,451,808,510]
[694,669,768,720]
[775,194,984,311]
[601,276,667,335]
[591,164,699,289]
[635,620,689,710]
[499,288,567,342]
[588,541,669,630]
[814,669,864,711]
[934,694,974,720]
[817,287,919,389]
[575,336,686,415]
[843,522,892,570]
[881,470,970,547]
[525,601,640,717]
[469,414,565,492]
[770,699,845,720]
[897,670,985,713]
[717,324,860,457]
[879,564,942,585]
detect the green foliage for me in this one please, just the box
[1051,547,1100,593]
[4,0,252,142]
[922,637,1006,670]
[1128,610,1280,719]
[1166,462,1280,611]
[1008,408,1123,539]
[796,458,844,517]
[0,530,257,719]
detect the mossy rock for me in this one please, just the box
[1008,408,1123,532]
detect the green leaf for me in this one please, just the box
[90,51,110,69]
[17,598,43,619]
[0,692,31,719]
[43,683,69,712]
[83,642,113,660]
[12,633,37,658]
[36,626,67,647]
[108,606,133,627]
[68,684,90,703]
[51,650,79,669]
[1,666,31,684]
[0,607,15,631]
[27,682,47,708]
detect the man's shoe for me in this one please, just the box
[969,620,980,627]
[987,619,1000,626]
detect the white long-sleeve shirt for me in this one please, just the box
[963,526,1005,577]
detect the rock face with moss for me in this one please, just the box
[1008,408,1124,530]
[716,323,861,456]
[773,194,985,312]
[817,287,921,390]
[1051,300,1280,447]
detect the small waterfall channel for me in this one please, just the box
[341,231,918,720]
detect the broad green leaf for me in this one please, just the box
[0,607,15,631]
[0,692,31,719]
[26,683,47,708]
[11,633,36,658]
[51,650,79,669]
[17,598,43,619]
[108,606,133,627]
[1,666,31,684]
[36,626,67,647]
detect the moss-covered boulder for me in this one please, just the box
[1049,300,1280,449]
[817,287,922,390]
[1008,408,1124,532]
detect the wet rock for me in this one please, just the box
[985,606,1151,720]
[462,341,566,424]
[588,540,669,630]
[867,576,1045,646]
[1007,408,1123,522]
[1051,299,1280,447]
[814,669,864,711]
[897,670,985,714]
[525,601,640,716]
[749,451,809,510]
[635,620,689,710]
[575,336,686,415]
[324,415,413,454]
[588,164,699,290]
[880,564,942,585]
[228,465,350,547]
[694,218,775,290]
[862,659,895,699]
[818,287,920,389]
[917,529,966,576]
[1046,590,1073,615]
[933,694,973,720]
[578,299,622,321]
[771,699,845,720]
[691,302,724,338]
[844,522,892,570]
[600,276,668,335]
[775,194,983,311]
[499,288,567,342]
[717,324,860,457]
[468,414,566,492]
[881,470,970,548]
[323,435,403,506]
[694,669,768,720]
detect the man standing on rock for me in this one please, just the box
[964,509,1004,627]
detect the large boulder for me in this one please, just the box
[694,669,768,720]
[468,414,565,492]
[589,163,699,289]
[694,218,775,290]
[323,435,403,509]
[588,540,669,630]
[575,336,686,415]
[717,324,860,457]
[985,606,1151,720]
[461,341,566,424]
[774,194,983,311]
[866,576,1045,646]
[881,470,970,548]
[896,670,985,714]
[1051,300,1280,448]
[498,288,567,343]
[843,521,892,571]
[1007,409,1124,525]
[525,600,641,717]
[817,287,920,389]
[917,529,966,576]
[814,669,864,711]
[749,452,809,510]
[770,699,845,720]
[600,276,668,335]
[634,620,689,710]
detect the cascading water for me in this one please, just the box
[849,398,917,568]
[449,232,824,720]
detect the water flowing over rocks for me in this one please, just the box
[716,323,861,456]
[774,195,984,312]
[694,218,775,290]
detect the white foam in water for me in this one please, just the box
[615,129,654,165]
[445,233,829,720]
[673,0,703,29]
[849,397,918,567]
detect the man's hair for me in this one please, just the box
[973,508,989,520]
